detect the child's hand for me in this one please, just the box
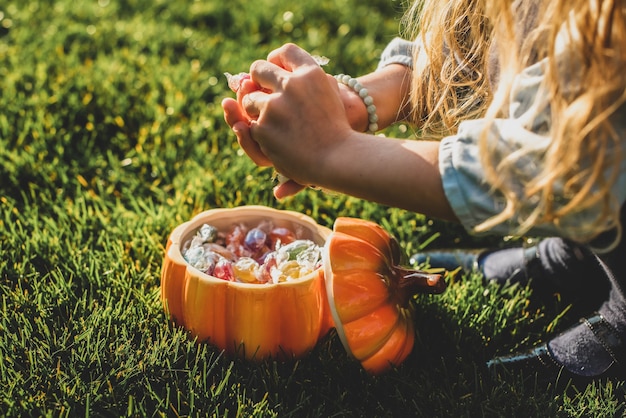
[236,44,353,191]
[221,96,272,168]
[222,75,306,199]
[222,45,342,199]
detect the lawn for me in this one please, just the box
[0,0,624,416]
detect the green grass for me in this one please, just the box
[0,0,624,416]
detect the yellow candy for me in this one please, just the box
[275,260,302,282]
[234,257,260,283]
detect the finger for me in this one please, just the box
[273,179,306,200]
[221,97,248,128]
[236,78,262,105]
[248,59,291,93]
[249,43,320,92]
[238,78,261,95]
[222,98,273,166]
[241,90,270,119]
[233,121,273,167]
[249,44,322,94]
[266,43,319,72]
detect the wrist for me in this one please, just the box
[335,75,379,134]
[311,129,363,191]
[338,83,369,132]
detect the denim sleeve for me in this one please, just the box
[377,37,416,70]
[439,119,538,237]
[439,60,626,242]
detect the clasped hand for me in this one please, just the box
[222,43,356,199]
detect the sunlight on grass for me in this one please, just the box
[0,0,624,416]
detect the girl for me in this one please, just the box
[222,0,626,383]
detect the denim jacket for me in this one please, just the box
[378,38,626,249]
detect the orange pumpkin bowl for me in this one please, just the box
[160,205,334,361]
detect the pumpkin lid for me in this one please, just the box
[323,217,447,375]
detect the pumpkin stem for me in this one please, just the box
[393,266,447,307]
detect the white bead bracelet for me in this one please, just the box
[334,74,379,134]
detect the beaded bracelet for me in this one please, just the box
[334,74,379,134]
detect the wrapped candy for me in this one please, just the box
[224,72,250,93]
[224,55,328,93]
[182,220,322,284]
[213,258,235,281]
[233,257,261,283]
[244,227,267,252]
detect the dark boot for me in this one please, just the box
[488,255,626,383]
[488,208,626,384]
[412,237,607,301]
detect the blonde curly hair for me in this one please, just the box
[403,0,626,246]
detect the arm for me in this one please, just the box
[223,43,457,221]
[316,132,458,221]
[223,42,415,198]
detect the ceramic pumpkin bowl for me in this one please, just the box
[161,205,334,361]
[161,206,447,373]
[323,217,447,374]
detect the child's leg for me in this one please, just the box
[413,237,608,300]
[489,209,626,382]
[489,254,625,380]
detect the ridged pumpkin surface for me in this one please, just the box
[324,217,446,374]
[161,208,446,372]
[160,206,333,360]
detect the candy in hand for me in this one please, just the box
[224,54,329,197]
[224,55,328,93]
[224,72,250,93]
